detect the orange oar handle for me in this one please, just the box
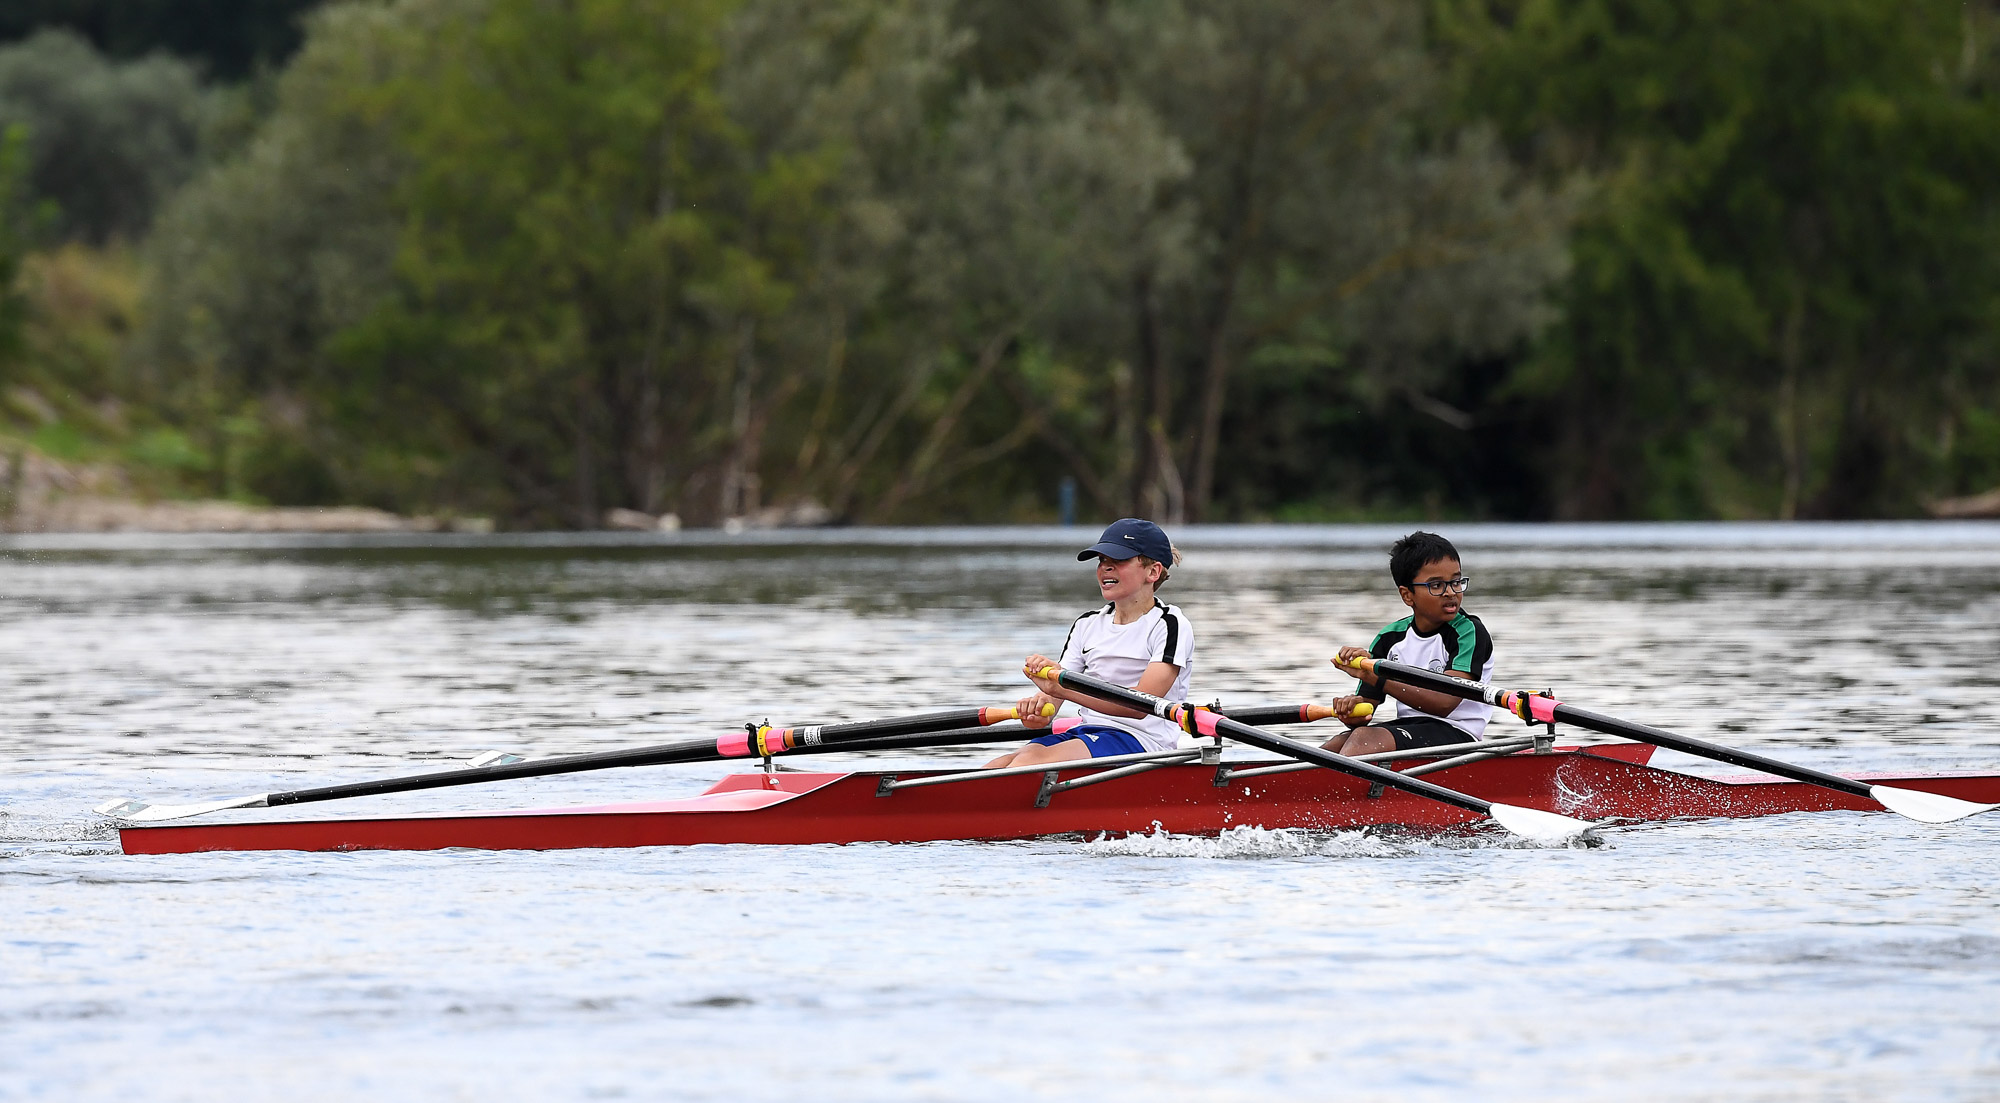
[1296,701,1373,723]
[979,702,1058,725]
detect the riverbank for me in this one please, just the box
[0,448,492,533]
[8,496,459,533]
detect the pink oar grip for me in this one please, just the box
[715,731,752,758]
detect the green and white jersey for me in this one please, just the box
[1357,611,1495,739]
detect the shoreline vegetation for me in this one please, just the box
[3,2,2000,530]
[6,446,1999,535]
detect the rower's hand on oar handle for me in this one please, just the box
[1303,698,1373,724]
[1296,703,1376,727]
[1332,648,1376,678]
[1330,696,1374,727]
[996,695,1059,729]
[1023,656,1062,694]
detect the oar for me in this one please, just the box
[1343,656,1999,825]
[726,699,1359,760]
[1219,701,1357,726]
[95,703,1055,824]
[465,701,1351,770]
[1032,666,1595,843]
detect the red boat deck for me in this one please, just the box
[117,744,2000,855]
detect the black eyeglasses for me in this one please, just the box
[1411,576,1470,596]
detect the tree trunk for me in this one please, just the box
[825,355,936,519]
[1134,273,1182,522]
[719,318,759,520]
[1149,418,1186,524]
[996,370,1119,515]
[574,376,597,530]
[1188,324,1232,521]
[793,311,847,482]
[1777,286,1806,520]
[1110,358,1136,514]
[871,327,1016,521]
[1187,47,1271,522]
[636,124,677,515]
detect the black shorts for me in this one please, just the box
[1373,715,1477,751]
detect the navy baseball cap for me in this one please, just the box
[1078,518,1172,563]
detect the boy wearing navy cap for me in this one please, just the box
[985,518,1195,768]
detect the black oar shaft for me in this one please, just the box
[1209,717,1491,814]
[264,707,1015,809]
[776,707,993,744]
[779,724,1010,757]
[1548,703,1872,798]
[267,739,721,807]
[752,703,1335,761]
[1044,668,1494,816]
[1362,659,1875,799]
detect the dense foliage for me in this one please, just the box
[4,0,2000,524]
[1443,0,2000,518]
[0,29,213,244]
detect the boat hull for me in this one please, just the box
[116,745,2000,855]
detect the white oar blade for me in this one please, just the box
[467,750,526,768]
[1487,803,1598,843]
[1868,785,2000,825]
[93,794,270,824]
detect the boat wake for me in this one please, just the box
[1078,822,1581,859]
[0,811,121,855]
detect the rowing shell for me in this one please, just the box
[114,744,2000,855]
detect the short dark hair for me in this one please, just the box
[1389,532,1460,589]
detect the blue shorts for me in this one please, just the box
[1027,725,1149,757]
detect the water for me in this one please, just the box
[4,524,1999,1101]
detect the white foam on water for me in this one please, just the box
[0,812,120,846]
[1077,822,1561,859]
[0,843,122,860]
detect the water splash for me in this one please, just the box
[1085,823,1411,859]
[0,812,119,846]
[1080,820,1608,858]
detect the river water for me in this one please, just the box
[3,523,1998,1101]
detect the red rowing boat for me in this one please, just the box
[116,743,2000,854]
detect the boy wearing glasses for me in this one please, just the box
[1323,531,1492,756]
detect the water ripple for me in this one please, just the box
[3,533,1999,1102]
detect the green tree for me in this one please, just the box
[856,74,1195,521]
[147,0,966,521]
[951,0,1574,520]
[138,0,1581,525]
[1447,0,2000,517]
[139,2,408,503]
[0,125,28,374]
[0,29,212,243]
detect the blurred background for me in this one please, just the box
[0,0,1997,530]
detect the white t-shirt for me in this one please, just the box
[1057,600,1195,751]
[1358,611,1495,739]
